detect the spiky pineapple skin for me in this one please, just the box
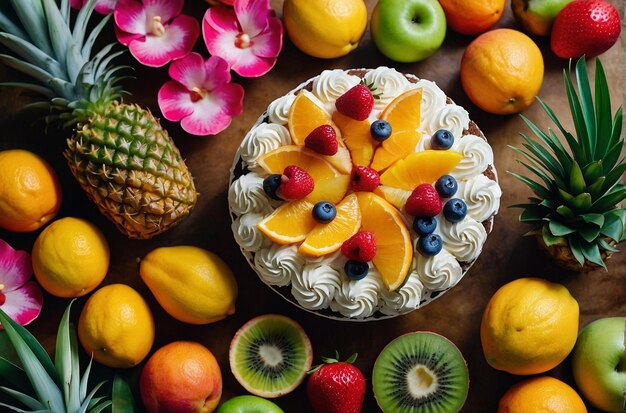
[534,232,616,272]
[65,102,197,239]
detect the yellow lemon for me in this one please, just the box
[78,284,155,368]
[283,0,368,58]
[0,149,62,232]
[139,246,238,325]
[480,277,579,375]
[32,217,109,298]
[498,376,587,413]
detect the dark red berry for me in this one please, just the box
[405,184,443,217]
[305,125,339,156]
[279,165,314,200]
[335,84,374,121]
[351,166,380,192]
[341,231,377,261]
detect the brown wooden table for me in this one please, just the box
[0,1,624,411]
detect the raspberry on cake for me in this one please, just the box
[229,67,502,320]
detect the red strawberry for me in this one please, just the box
[405,184,442,217]
[335,84,374,121]
[341,231,377,261]
[351,165,380,192]
[307,353,366,413]
[279,165,314,199]
[305,125,338,155]
[551,0,621,58]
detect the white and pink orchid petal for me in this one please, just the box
[158,81,196,122]
[0,239,31,291]
[128,14,200,67]
[143,0,184,24]
[70,0,84,9]
[114,0,148,36]
[180,83,244,136]
[209,31,277,77]
[234,0,271,38]
[115,26,145,46]
[167,52,209,90]
[250,16,282,59]
[0,282,43,328]
[201,55,232,91]
[203,5,239,33]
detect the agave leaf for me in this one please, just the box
[569,161,586,194]
[601,161,626,194]
[574,58,596,155]
[579,240,606,269]
[79,356,93,401]
[564,68,591,160]
[558,188,575,204]
[0,386,46,411]
[41,0,74,75]
[567,236,586,266]
[600,211,625,241]
[0,33,64,79]
[112,374,136,413]
[579,225,602,244]
[78,380,107,413]
[537,97,584,161]
[510,144,567,188]
[0,401,54,413]
[66,43,85,84]
[549,220,575,236]
[55,301,81,412]
[0,310,64,412]
[81,14,111,60]
[517,160,557,189]
[587,176,606,200]
[520,138,564,178]
[542,225,566,247]
[609,106,623,150]
[592,186,626,212]
[0,54,57,90]
[570,193,592,211]
[509,172,553,199]
[520,114,573,171]
[0,6,29,41]
[594,58,613,157]
[582,161,603,182]
[556,205,575,219]
[7,0,53,56]
[73,0,98,49]
[599,238,620,252]
[0,356,31,394]
[539,198,557,209]
[580,213,604,227]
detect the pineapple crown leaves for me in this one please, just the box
[509,57,626,268]
[0,0,124,123]
[0,300,114,413]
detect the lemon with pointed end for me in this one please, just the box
[140,246,238,325]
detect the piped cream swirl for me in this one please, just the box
[240,123,291,170]
[254,244,304,287]
[232,213,270,252]
[364,67,412,110]
[379,271,424,315]
[330,268,384,319]
[426,104,470,138]
[291,263,341,311]
[451,134,494,180]
[416,79,447,129]
[312,69,361,104]
[439,216,488,262]
[267,94,295,125]
[457,174,502,222]
[228,172,273,215]
[415,249,463,291]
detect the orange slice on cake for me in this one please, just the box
[356,192,412,291]
[257,145,340,182]
[374,185,412,211]
[371,88,423,171]
[299,194,361,257]
[306,175,350,204]
[380,150,463,190]
[333,111,378,167]
[257,199,316,244]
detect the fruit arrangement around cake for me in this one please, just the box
[229,67,502,320]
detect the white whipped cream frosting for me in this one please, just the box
[363,66,412,111]
[415,79,447,130]
[439,216,488,263]
[425,104,470,138]
[312,69,361,105]
[240,123,291,170]
[291,263,341,311]
[232,212,270,252]
[451,134,494,180]
[458,174,502,222]
[379,271,425,315]
[267,94,295,125]
[330,267,384,319]
[415,248,463,291]
[254,244,304,287]
[228,172,273,215]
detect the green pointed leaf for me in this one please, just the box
[575,58,596,156]
[549,220,575,236]
[599,238,620,252]
[0,356,31,393]
[0,401,53,413]
[587,176,606,199]
[537,97,584,161]
[8,0,53,56]
[0,386,46,410]
[609,106,623,150]
[90,400,113,413]
[580,213,604,227]
[564,68,591,160]
[0,6,29,41]
[569,161,586,194]
[517,161,555,189]
[582,161,603,182]
[601,162,626,193]
[558,188,575,203]
[600,212,624,241]
[580,240,606,269]
[593,58,613,158]
[520,138,564,178]
[568,236,586,266]
[73,0,98,50]
[556,205,575,219]
[579,225,601,243]
[520,114,573,172]
[0,82,54,98]
[519,206,547,223]
[602,142,623,173]
[0,33,64,78]
[510,144,567,188]
[346,353,358,364]
[542,225,565,247]
[80,14,111,60]
[55,301,80,412]
[592,187,626,212]
[509,172,553,199]
[79,357,93,401]
[78,380,107,413]
[571,193,592,210]
[112,374,136,413]
[539,198,557,209]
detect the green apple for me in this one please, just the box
[370,0,446,63]
[571,317,626,413]
[216,395,285,413]
[511,0,573,36]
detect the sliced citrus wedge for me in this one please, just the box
[333,111,378,167]
[374,185,412,211]
[356,192,412,291]
[380,88,422,132]
[306,175,350,204]
[288,90,333,145]
[257,145,340,182]
[370,130,422,172]
[299,194,361,257]
[380,150,463,190]
[325,142,353,175]
[257,199,316,244]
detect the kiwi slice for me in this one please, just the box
[229,314,313,398]
[373,332,469,413]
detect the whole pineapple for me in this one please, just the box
[0,0,197,239]
[511,57,626,270]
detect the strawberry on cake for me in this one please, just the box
[229,67,502,320]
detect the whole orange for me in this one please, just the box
[461,29,544,115]
[140,341,222,413]
[439,0,505,35]
[498,376,587,413]
[0,149,62,232]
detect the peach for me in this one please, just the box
[140,341,222,413]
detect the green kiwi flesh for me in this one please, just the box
[373,332,469,412]
[229,314,313,398]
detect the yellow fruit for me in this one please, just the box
[439,0,505,35]
[306,175,350,204]
[0,149,62,232]
[288,91,333,145]
[283,0,367,59]
[140,246,238,325]
[257,145,340,182]
[257,199,317,244]
[380,150,463,190]
[333,111,377,167]
[78,284,154,368]
[370,130,422,172]
[480,277,579,375]
[461,29,544,115]
[356,192,412,291]
[498,376,587,413]
[32,217,109,298]
[299,193,361,256]
[374,186,412,211]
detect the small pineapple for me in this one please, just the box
[511,57,626,270]
[0,0,197,239]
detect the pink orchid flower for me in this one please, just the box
[158,52,244,136]
[203,0,283,77]
[114,0,200,68]
[206,0,235,5]
[71,0,118,14]
[0,239,43,329]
